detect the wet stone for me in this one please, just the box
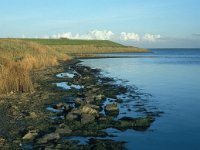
[105,103,119,116]
[81,114,95,125]
[55,126,72,135]
[74,98,84,106]
[53,102,68,109]
[66,112,79,121]
[36,133,60,144]
[22,130,38,141]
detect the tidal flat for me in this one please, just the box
[0,59,161,149]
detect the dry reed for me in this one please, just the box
[0,39,71,94]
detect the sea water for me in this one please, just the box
[81,49,200,150]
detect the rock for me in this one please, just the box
[81,114,95,125]
[30,112,37,119]
[88,139,125,150]
[128,108,131,112]
[105,103,118,111]
[55,125,72,135]
[92,87,100,93]
[116,99,123,103]
[89,104,99,110]
[80,105,98,115]
[36,133,60,144]
[53,102,68,109]
[66,112,78,121]
[75,98,84,106]
[0,138,6,145]
[85,97,94,104]
[105,103,119,116]
[22,130,38,140]
[95,94,105,101]
[118,116,154,131]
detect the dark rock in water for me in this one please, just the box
[81,114,95,125]
[127,108,131,112]
[105,103,119,116]
[116,99,123,103]
[119,117,136,121]
[36,133,60,144]
[146,111,164,117]
[88,138,126,150]
[118,116,155,131]
[105,103,118,111]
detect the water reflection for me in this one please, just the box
[81,49,200,150]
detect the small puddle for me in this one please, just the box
[46,107,63,113]
[56,70,78,78]
[55,82,84,90]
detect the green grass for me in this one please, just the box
[21,38,125,47]
[17,38,149,54]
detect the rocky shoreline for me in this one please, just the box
[0,60,161,149]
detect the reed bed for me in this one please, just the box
[0,39,71,94]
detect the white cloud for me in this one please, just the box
[49,30,114,40]
[142,33,161,42]
[89,30,114,40]
[120,32,140,41]
[29,30,161,43]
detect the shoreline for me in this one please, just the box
[0,59,159,149]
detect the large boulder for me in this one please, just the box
[80,105,98,115]
[22,130,38,140]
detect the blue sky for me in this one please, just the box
[0,0,200,48]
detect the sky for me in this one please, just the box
[0,0,200,48]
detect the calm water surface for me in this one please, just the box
[81,49,200,150]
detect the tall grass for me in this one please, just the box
[0,39,71,94]
[0,58,33,93]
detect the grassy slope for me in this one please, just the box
[21,38,149,54]
[21,38,125,47]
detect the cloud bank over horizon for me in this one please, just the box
[30,30,161,43]
[48,30,114,40]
